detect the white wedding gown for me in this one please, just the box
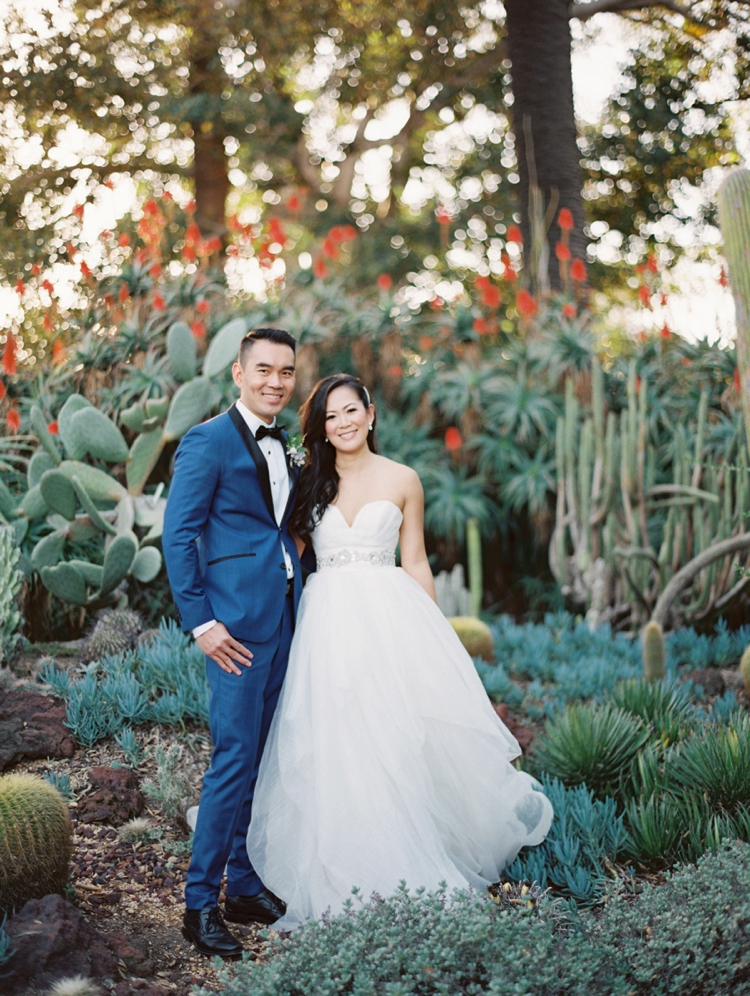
[246,500,553,930]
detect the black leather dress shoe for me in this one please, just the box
[182,908,243,958]
[225,889,287,925]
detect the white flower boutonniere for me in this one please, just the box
[286,434,307,468]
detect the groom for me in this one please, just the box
[163,327,303,958]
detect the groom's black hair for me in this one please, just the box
[238,327,297,367]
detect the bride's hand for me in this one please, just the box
[196,622,254,675]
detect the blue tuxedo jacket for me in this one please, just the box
[162,404,304,643]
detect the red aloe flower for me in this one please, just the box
[47,420,59,435]
[190,320,206,338]
[507,225,523,244]
[445,427,462,451]
[562,302,576,318]
[516,289,538,319]
[570,258,587,283]
[6,408,20,433]
[555,242,571,262]
[558,208,574,231]
[2,334,17,376]
[377,274,393,291]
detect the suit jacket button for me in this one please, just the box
[280,564,286,569]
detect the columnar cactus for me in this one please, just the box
[741,645,750,699]
[0,773,72,915]
[642,621,666,683]
[718,168,750,451]
[466,517,483,618]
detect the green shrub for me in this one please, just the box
[531,702,650,797]
[211,841,750,996]
[142,744,191,822]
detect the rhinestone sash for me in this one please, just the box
[316,548,396,570]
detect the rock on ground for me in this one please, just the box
[0,688,74,771]
[77,764,145,825]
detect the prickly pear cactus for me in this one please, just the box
[0,773,72,915]
[642,621,666,683]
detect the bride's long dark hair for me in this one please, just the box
[291,374,378,544]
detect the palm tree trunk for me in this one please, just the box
[504,0,586,292]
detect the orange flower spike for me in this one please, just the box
[0,381,6,401]
[2,335,16,376]
[474,276,490,291]
[321,237,339,261]
[149,263,162,278]
[14,279,25,297]
[647,253,659,274]
[313,257,329,279]
[31,264,41,276]
[52,339,66,365]
[42,279,54,295]
[377,274,393,291]
[507,225,523,244]
[482,285,500,308]
[638,285,652,308]
[186,221,202,244]
[287,194,301,212]
[118,233,131,248]
[419,335,433,352]
[570,258,587,283]
[190,320,206,339]
[43,312,53,332]
[516,288,538,319]
[445,427,462,451]
[473,318,489,334]
[47,420,59,435]
[6,408,20,433]
[562,302,576,319]
[80,260,93,279]
[555,242,571,262]
[72,204,85,219]
[118,283,130,303]
[558,207,574,231]
[734,368,742,392]
[719,268,729,288]
[152,294,166,311]
[196,299,210,314]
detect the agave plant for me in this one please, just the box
[422,465,499,545]
[487,373,558,443]
[532,702,651,797]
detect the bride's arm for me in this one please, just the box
[399,470,437,602]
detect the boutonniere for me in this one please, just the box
[285,434,307,468]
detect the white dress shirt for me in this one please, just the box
[193,400,294,639]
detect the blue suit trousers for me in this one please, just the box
[184,593,294,909]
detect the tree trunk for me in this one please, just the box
[193,127,229,240]
[189,44,229,240]
[504,0,586,292]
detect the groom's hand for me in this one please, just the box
[196,623,253,675]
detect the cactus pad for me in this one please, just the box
[100,533,138,594]
[120,403,147,432]
[30,405,62,465]
[20,483,50,520]
[145,396,170,422]
[40,470,77,521]
[40,562,88,605]
[27,449,57,489]
[31,530,66,570]
[57,394,92,460]
[70,476,116,535]
[0,772,73,915]
[58,461,126,502]
[166,321,197,382]
[69,407,129,464]
[131,545,162,583]
[163,377,213,442]
[126,429,166,496]
[203,316,248,377]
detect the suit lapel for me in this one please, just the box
[227,404,276,523]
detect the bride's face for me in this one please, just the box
[324,386,374,453]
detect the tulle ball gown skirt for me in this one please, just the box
[247,505,553,930]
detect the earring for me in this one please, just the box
[368,424,373,431]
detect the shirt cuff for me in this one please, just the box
[193,619,217,639]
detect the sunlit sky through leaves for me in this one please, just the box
[0,3,739,345]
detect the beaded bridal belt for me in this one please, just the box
[316,548,396,570]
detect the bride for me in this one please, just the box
[246,373,553,930]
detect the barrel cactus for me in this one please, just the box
[449,616,494,660]
[642,621,666,683]
[0,773,72,915]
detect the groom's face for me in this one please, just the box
[232,341,296,423]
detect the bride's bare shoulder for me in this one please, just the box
[373,455,422,488]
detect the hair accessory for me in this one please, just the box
[362,385,371,407]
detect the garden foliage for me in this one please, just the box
[41,619,207,747]
[212,840,750,996]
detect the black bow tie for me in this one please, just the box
[255,424,285,442]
